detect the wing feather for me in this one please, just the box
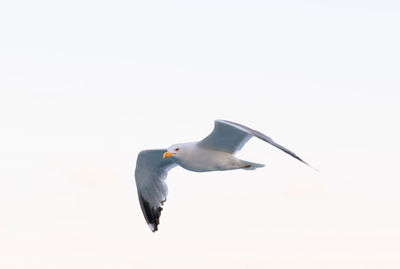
[198,120,310,167]
[135,149,177,232]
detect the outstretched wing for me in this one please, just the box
[198,120,310,167]
[134,149,177,232]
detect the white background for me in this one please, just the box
[1,0,399,268]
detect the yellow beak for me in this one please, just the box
[163,152,176,159]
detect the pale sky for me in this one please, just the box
[1,0,400,268]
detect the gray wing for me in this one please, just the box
[198,120,310,167]
[134,149,177,232]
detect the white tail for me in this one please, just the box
[241,160,265,170]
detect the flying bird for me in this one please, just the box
[134,120,311,232]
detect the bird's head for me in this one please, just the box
[163,144,184,159]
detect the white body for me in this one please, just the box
[170,142,246,172]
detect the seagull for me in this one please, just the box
[134,120,312,232]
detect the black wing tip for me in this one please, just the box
[294,156,319,172]
[138,194,164,233]
[149,223,158,232]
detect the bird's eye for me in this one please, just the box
[175,148,179,151]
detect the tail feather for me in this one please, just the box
[241,160,265,170]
